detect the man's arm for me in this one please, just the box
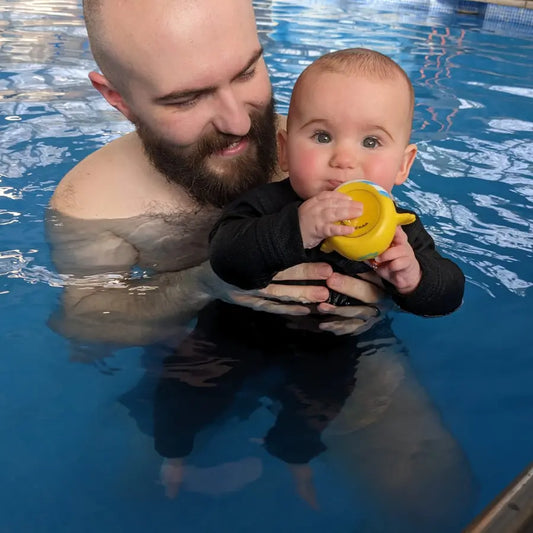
[46,224,213,346]
[46,210,335,346]
[48,214,384,345]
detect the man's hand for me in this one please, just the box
[298,191,363,249]
[205,263,332,315]
[316,270,385,335]
[207,262,386,336]
[369,227,421,294]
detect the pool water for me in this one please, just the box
[1,1,532,532]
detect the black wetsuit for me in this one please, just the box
[209,178,465,316]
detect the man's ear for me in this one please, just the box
[88,71,135,122]
[277,129,290,173]
[395,143,417,185]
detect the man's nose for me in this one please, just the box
[212,87,252,137]
[330,144,357,169]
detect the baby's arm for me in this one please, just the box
[298,191,363,249]
[374,217,465,316]
[371,227,421,294]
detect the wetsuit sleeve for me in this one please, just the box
[209,182,308,289]
[385,213,465,316]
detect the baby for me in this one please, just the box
[209,48,464,316]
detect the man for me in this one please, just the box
[47,0,381,348]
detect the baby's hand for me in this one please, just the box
[298,191,363,249]
[370,227,421,294]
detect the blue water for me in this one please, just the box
[1,1,532,532]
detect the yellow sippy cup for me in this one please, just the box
[320,180,416,261]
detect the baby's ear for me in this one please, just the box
[395,143,417,185]
[277,129,290,172]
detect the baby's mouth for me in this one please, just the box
[328,179,344,190]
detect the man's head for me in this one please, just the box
[278,48,417,199]
[83,0,277,206]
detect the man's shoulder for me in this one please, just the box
[50,133,185,219]
[51,133,137,217]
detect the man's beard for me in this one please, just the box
[135,99,278,208]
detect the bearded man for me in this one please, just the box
[47,0,381,347]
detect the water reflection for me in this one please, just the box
[0,0,86,64]
[0,248,63,286]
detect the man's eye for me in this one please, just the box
[313,131,331,144]
[160,93,204,108]
[168,97,199,108]
[362,136,380,148]
[239,66,256,81]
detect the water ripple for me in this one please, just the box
[417,138,533,180]
[0,249,64,288]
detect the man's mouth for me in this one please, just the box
[215,137,249,157]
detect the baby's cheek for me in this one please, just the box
[289,152,323,194]
[292,147,320,174]
[362,159,397,187]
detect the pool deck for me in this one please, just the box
[482,0,532,8]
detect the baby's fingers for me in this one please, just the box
[327,223,358,237]
[333,201,363,221]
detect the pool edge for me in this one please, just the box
[464,463,533,533]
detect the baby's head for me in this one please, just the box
[278,48,417,199]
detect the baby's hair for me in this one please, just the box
[290,48,414,124]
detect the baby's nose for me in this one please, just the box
[330,144,357,169]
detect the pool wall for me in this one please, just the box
[373,0,533,29]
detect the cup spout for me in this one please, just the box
[396,212,416,226]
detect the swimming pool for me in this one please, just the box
[1,0,532,531]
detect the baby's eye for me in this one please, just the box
[362,136,380,149]
[313,131,332,144]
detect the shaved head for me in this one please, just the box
[83,0,259,96]
[83,0,119,87]
[81,0,277,208]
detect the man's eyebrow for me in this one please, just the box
[154,48,264,104]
